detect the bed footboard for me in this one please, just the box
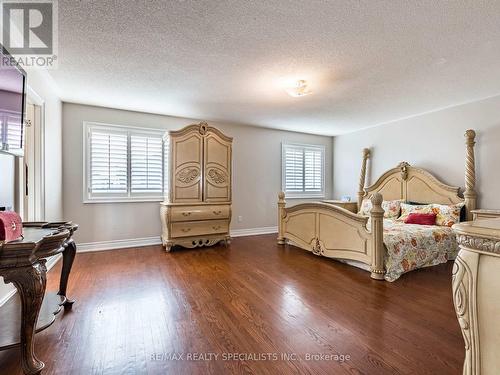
[277,192,385,279]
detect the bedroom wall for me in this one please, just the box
[333,94,500,209]
[62,103,333,245]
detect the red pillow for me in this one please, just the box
[404,213,436,225]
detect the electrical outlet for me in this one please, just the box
[238,215,243,223]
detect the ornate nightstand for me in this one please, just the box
[452,218,500,374]
[471,209,500,221]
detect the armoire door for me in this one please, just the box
[203,131,231,202]
[171,131,203,202]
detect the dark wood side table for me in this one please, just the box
[0,222,78,374]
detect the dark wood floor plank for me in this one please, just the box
[0,234,463,374]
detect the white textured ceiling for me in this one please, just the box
[51,0,500,135]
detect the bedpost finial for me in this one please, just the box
[362,148,370,159]
[370,192,383,206]
[278,191,285,202]
[465,129,476,145]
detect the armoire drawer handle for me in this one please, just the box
[212,225,221,231]
[213,210,222,215]
[181,228,191,233]
[182,212,191,217]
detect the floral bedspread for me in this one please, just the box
[370,219,459,282]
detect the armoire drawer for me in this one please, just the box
[170,205,230,222]
[171,219,229,238]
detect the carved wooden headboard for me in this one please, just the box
[358,129,477,220]
[364,162,463,205]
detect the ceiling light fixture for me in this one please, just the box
[285,79,312,97]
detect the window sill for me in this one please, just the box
[83,198,163,204]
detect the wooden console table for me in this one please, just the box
[452,218,500,375]
[0,222,78,374]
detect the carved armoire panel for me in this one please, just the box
[204,133,231,202]
[171,131,203,202]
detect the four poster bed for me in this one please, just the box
[277,130,478,281]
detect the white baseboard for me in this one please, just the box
[76,226,279,253]
[77,236,162,253]
[0,253,62,307]
[231,226,278,237]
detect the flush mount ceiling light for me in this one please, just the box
[285,79,312,97]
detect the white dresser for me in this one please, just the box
[160,122,232,251]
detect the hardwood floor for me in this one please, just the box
[0,234,463,374]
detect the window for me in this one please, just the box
[84,122,165,203]
[282,143,325,198]
[0,110,23,154]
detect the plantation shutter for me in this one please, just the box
[131,135,163,193]
[282,144,324,197]
[304,148,323,192]
[89,129,128,193]
[6,114,23,150]
[283,145,305,193]
[85,122,165,201]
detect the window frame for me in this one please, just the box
[83,121,165,203]
[281,142,326,199]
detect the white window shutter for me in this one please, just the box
[85,122,165,202]
[131,135,163,193]
[90,130,128,193]
[282,143,325,197]
[6,114,23,150]
[284,145,304,193]
[304,149,322,192]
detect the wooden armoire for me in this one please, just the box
[160,122,232,251]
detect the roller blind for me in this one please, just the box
[85,123,165,202]
[282,143,325,197]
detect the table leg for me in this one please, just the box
[3,261,47,375]
[58,239,76,309]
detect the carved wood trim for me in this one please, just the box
[167,122,233,142]
[455,234,500,255]
[369,193,385,280]
[357,148,371,211]
[364,161,464,205]
[452,254,481,374]
[2,261,47,374]
[464,129,477,220]
[283,202,369,224]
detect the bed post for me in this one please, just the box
[357,148,371,213]
[370,192,385,280]
[277,191,286,244]
[464,129,477,221]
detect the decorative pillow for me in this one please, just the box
[398,203,433,222]
[430,203,465,227]
[360,199,402,218]
[404,213,437,225]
